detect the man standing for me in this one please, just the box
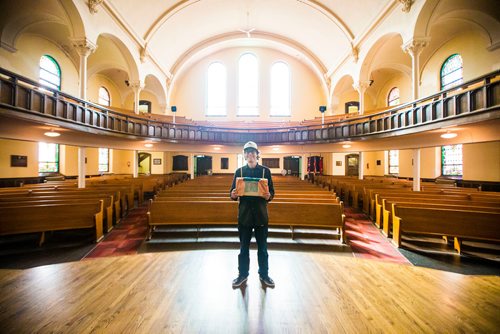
[230,141,275,288]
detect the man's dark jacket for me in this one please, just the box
[229,164,275,227]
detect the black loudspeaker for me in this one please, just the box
[171,106,177,112]
[319,106,327,113]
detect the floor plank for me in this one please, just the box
[0,250,498,333]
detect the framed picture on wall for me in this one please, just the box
[336,161,342,166]
[153,158,162,165]
[11,155,28,167]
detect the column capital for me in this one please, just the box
[88,0,104,14]
[129,80,145,91]
[397,0,413,13]
[352,80,371,93]
[351,45,359,63]
[402,37,430,57]
[71,38,97,57]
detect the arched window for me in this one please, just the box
[39,55,61,90]
[206,62,227,116]
[270,62,291,116]
[98,87,111,106]
[238,53,259,116]
[440,54,463,90]
[387,87,400,107]
[98,148,109,172]
[442,144,463,176]
[388,150,399,174]
[38,142,59,173]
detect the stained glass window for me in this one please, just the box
[38,142,59,173]
[206,62,227,116]
[387,87,400,107]
[39,55,61,90]
[98,87,111,106]
[389,150,399,174]
[238,53,259,116]
[442,144,462,176]
[270,62,291,116]
[98,148,109,172]
[440,54,463,90]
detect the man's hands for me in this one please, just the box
[263,192,271,201]
[230,189,238,200]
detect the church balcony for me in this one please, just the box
[0,67,499,147]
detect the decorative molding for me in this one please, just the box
[402,37,430,57]
[397,0,413,13]
[129,80,145,91]
[352,80,371,93]
[351,45,359,63]
[88,0,104,14]
[70,38,97,57]
[140,45,149,63]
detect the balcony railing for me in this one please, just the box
[0,67,498,145]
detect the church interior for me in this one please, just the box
[0,0,499,332]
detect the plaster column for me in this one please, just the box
[71,38,96,101]
[130,81,144,114]
[402,38,429,100]
[358,151,364,180]
[352,81,371,115]
[412,148,421,191]
[133,150,138,178]
[78,147,86,188]
[301,155,307,180]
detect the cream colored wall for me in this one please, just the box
[123,90,160,113]
[87,74,123,108]
[171,47,326,122]
[398,147,441,179]
[331,153,349,175]
[362,151,385,176]
[149,151,164,174]
[112,149,134,174]
[85,148,100,175]
[463,142,500,181]
[334,91,358,115]
[0,34,79,96]
[0,139,38,178]
[59,145,78,176]
[420,30,500,97]
[375,74,411,108]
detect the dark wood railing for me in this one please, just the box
[0,67,498,145]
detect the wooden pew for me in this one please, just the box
[0,200,104,245]
[392,205,500,254]
[147,200,345,243]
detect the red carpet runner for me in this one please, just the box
[344,207,410,264]
[82,204,149,259]
[83,204,410,264]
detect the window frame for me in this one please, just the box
[39,55,61,90]
[440,54,463,90]
[388,150,399,175]
[237,53,259,116]
[98,86,111,106]
[387,87,400,107]
[270,61,291,117]
[441,144,463,177]
[38,142,59,173]
[98,148,109,173]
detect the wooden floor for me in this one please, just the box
[0,250,499,333]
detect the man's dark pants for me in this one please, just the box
[238,224,269,278]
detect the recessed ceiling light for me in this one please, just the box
[44,129,60,137]
[144,143,153,148]
[213,146,221,150]
[440,131,457,139]
[342,144,351,149]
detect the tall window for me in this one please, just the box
[388,150,399,174]
[387,87,400,107]
[206,62,227,116]
[39,55,61,90]
[441,54,463,90]
[238,53,259,116]
[38,142,59,173]
[98,148,109,172]
[270,62,291,116]
[98,87,111,106]
[442,144,463,176]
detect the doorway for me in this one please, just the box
[138,152,151,175]
[196,155,213,176]
[284,156,300,176]
[345,154,359,176]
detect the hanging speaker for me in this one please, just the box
[171,106,177,112]
[319,106,326,113]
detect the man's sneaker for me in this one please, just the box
[232,275,248,288]
[259,276,275,288]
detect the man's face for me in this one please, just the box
[244,149,258,163]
